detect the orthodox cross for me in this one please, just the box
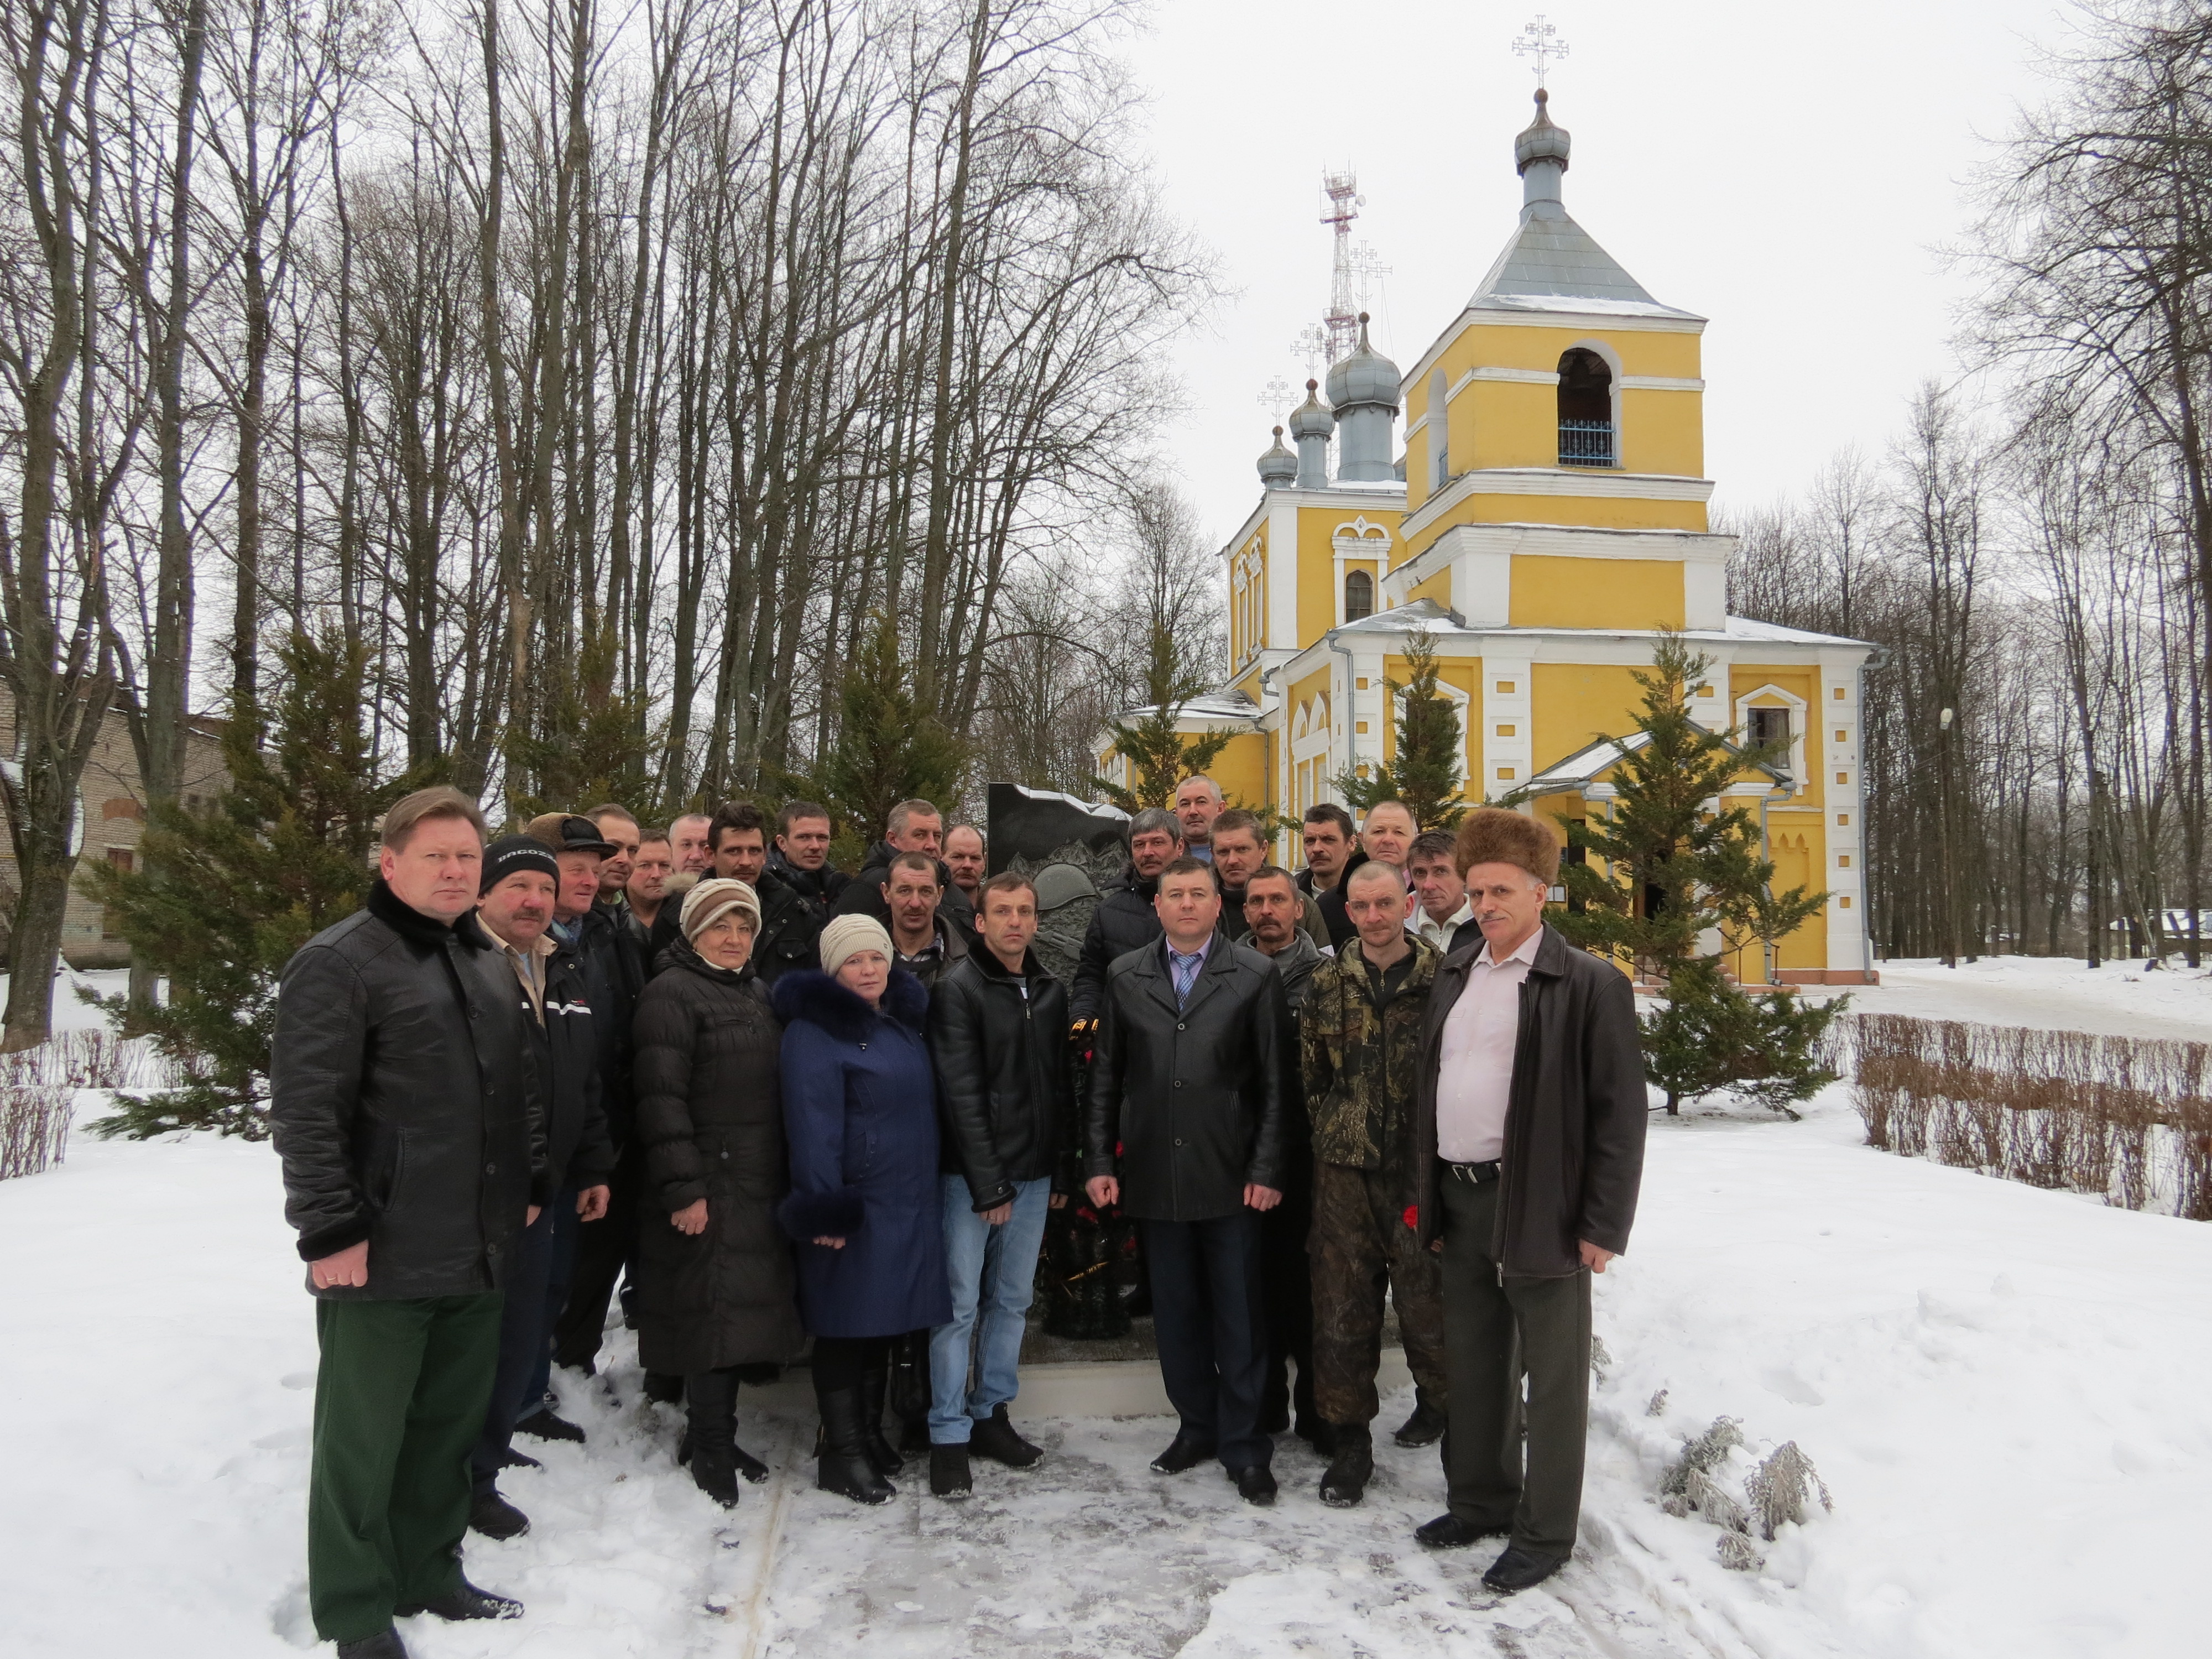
[1257,375,1293,416]
[1512,15,1569,88]
[1292,324,1329,382]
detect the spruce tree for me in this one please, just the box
[1334,630,1468,830]
[805,612,968,838]
[1551,633,1844,1115]
[80,632,408,1139]
[1094,620,1231,813]
[503,628,659,820]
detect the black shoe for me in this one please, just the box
[1230,1464,1278,1506]
[515,1406,586,1445]
[967,1404,1044,1469]
[498,1446,541,1471]
[395,1578,523,1621]
[335,1630,408,1659]
[1393,1389,1446,1448]
[1483,1545,1568,1594]
[467,1487,530,1541]
[930,1443,973,1500]
[858,1359,903,1477]
[1318,1423,1372,1508]
[1416,1512,1505,1550]
[1149,1430,1216,1474]
[1293,1414,1337,1455]
[815,1386,896,1505]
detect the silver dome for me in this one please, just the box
[1324,314,1400,414]
[1287,379,1335,440]
[1514,87,1571,174]
[1256,425,1297,487]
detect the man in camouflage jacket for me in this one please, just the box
[1297,862,1450,1507]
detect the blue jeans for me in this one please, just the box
[928,1176,1052,1445]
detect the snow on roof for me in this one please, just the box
[1718,614,1875,648]
[1335,598,1461,635]
[1527,726,1787,794]
[1110,689,1261,726]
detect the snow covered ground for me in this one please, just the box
[2,959,2207,1657]
[1826,954,2212,1042]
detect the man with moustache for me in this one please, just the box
[1212,810,1328,948]
[1316,801,1417,952]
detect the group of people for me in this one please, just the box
[269,780,1646,1659]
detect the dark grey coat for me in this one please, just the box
[271,880,550,1300]
[1083,937,1295,1222]
[1407,924,1648,1276]
[629,939,806,1375]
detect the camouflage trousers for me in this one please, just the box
[1308,1159,1449,1427]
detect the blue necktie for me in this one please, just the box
[1170,948,1203,1006]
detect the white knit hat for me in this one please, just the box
[818,913,893,977]
[680,878,761,943]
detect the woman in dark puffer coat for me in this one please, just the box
[773,914,951,1504]
[631,878,805,1506]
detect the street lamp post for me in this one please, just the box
[1938,706,1958,969]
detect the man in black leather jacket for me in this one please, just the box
[1085,857,1295,1506]
[921,871,1074,1499]
[1068,806,1183,1022]
[271,788,547,1657]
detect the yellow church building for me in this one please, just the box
[1098,89,1875,985]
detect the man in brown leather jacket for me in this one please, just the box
[1406,809,1646,1595]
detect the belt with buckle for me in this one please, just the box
[1444,1159,1501,1185]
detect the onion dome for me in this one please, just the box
[1287,378,1334,440]
[1514,86,1572,176]
[1257,425,1297,488]
[1324,314,1400,415]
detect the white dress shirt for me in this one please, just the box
[1433,925,1543,1162]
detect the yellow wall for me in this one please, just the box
[1510,556,1685,630]
[1530,662,1646,769]
[1209,731,1269,811]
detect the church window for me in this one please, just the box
[1344,568,1374,622]
[1746,706,1790,750]
[1557,348,1615,467]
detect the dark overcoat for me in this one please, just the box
[772,968,952,1340]
[629,939,806,1375]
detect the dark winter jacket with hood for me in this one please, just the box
[926,945,1074,1211]
[1083,935,1296,1222]
[1407,923,1648,1277]
[628,937,805,1375]
[750,862,828,985]
[271,879,550,1300]
[1069,863,1166,1022]
[772,967,952,1340]
[831,840,977,933]
[764,846,848,912]
[481,924,616,1194]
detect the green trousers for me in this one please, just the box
[1438,1171,1591,1558]
[308,1292,504,1643]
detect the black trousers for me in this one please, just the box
[468,1204,556,1493]
[552,1139,639,1372]
[1141,1212,1271,1472]
[1439,1170,1592,1557]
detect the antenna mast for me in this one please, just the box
[1319,169,1364,363]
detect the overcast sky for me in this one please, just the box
[1117,0,2075,548]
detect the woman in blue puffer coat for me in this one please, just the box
[773,914,951,1504]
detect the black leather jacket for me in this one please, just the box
[927,946,1074,1211]
[752,864,827,985]
[1083,936,1294,1222]
[271,880,549,1299]
[1070,864,1164,1021]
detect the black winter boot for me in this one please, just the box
[815,1385,895,1505]
[1393,1387,1447,1448]
[685,1369,741,1509]
[858,1353,903,1477]
[468,1485,530,1540]
[892,1331,933,1453]
[929,1443,973,1500]
[1318,1423,1373,1507]
[335,1631,408,1659]
[967,1404,1044,1469]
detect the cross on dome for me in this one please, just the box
[1512,14,1570,88]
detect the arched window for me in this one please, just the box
[1557,347,1615,467]
[1344,568,1374,622]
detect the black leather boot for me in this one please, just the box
[1318,1422,1373,1507]
[685,1369,740,1508]
[1394,1386,1447,1448]
[815,1384,895,1505]
[858,1352,903,1477]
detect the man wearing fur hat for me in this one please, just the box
[1406,808,1647,1596]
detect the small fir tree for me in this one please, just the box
[1551,634,1844,1115]
[1094,620,1231,813]
[1334,630,1468,830]
[80,632,410,1139]
[503,627,660,821]
[802,612,968,841]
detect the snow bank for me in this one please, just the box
[1834,956,2212,1042]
